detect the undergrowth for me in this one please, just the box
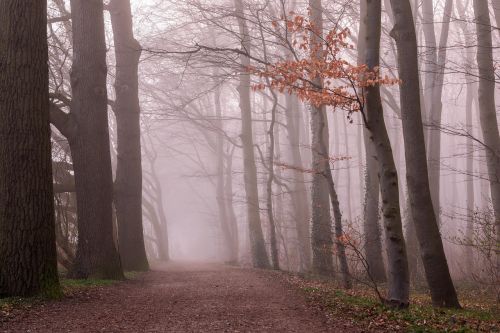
[287,274,498,332]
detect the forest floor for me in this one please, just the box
[0,262,352,332]
[0,262,498,332]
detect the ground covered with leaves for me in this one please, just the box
[1,263,497,332]
[283,273,499,332]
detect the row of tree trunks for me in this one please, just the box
[0,0,60,297]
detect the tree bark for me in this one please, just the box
[309,0,335,276]
[389,0,460,308]
[473,0,500,265]
[108,0,149,272]
[357,0,386,283]
[0,0,60,297]
[68,0,123,279]
[362,0,409,305]
[233,0,270,269]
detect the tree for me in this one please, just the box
[0,0,60,297]
[357,0,387,283]
[388,0,460,308]
[425,0,453,221]
[473,0,500,265]
[109,0,149,272]
[233,0,270,269]
[308,0,335,276]
[359,0,410,305]
[65,0,123,279]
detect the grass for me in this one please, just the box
[0,270,144,315]
[298,280,499,332]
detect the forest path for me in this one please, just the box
[1,262,354,332]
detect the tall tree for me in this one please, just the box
[0,0,60,297]
[473,0,500,263]
[214,86,238,263]
[109,0,149,272]
[309,0,335,276]
[233,0,270,269]
[426,0,454,221]
[389,0,460,308]
[362,0,409,305]
[357,0,386,283]
[67,0,123,279]
[284,94,312,271]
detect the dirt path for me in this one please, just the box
[0,262,357,332]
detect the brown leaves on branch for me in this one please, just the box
[250,14,399,114]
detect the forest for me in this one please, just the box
[0,0,499,332]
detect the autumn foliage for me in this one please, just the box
[250,14,399,114]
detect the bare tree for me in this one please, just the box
[65,0,123,279]
[109,0,149,272]
[389,0,460,308]
[233,0,270,269]
[473,0,500,265]
[362,0,409,306]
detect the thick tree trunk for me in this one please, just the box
[68,0,123,279]
[473,0,500,264]
[357,1,386,282]
[109,0,149,272]
[363,0,409,305]
[389,0,460,308]
[233,0,270,269]
[309,0,335,276]
[0,0,60,297]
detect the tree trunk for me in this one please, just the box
[309,0,335,276]
[457,0,475,271]
[233,0,270,269]
[362,0,409,305]
[324,165,352,289]
[0,0,60,297]
[389,0,460,308]
[224,149,240,262]
[214,86,238,263]
[426,0,453,223]
[68,0,123,279]
[473,0,500,265]
[109,0,149,272]
[285,94,312,271]
[357,0,387,283]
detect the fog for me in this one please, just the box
[22,0,495,306]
